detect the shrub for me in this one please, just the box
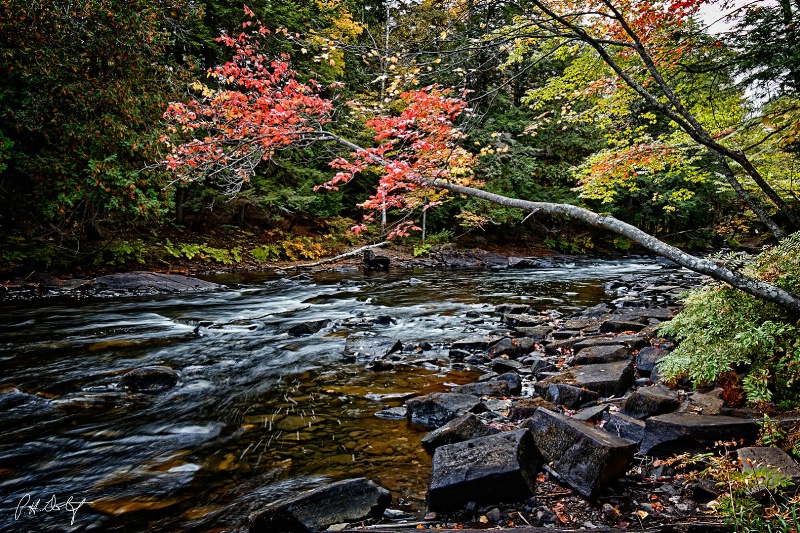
[657,233,800,407]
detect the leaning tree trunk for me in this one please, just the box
[432,179,800,314]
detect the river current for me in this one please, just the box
[0,258,665,531]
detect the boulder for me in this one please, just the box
[551,330,580,340]
[562,318,598,331]
[636,347,669,373]
[405,392,485,428]
[90,271,218,293]
[452,380,510,398]
[572,344,631,365]
[427,429,540,512]
[503,313,548,328]
[737,446,800,486]
[420,413,497,453]
[538,383,599,410]
[249,477,391,532]
[620,385,681,420]
[363,250,390,270]
[495,304,531,315]
[688,389,725,415]
[287,319,331,337]
[488,337,536,358]
[572,404,608,422]
[574,335,648,351]
[571,360,635,398]
[118,366,178,392]
[374,407,407,420]
[544,337,582,355]
[451,335,493,352]
[508,397,558,421]
[494,372,522,395]
[490,358,523,374]
[344,333,402,360]
[600,319,646,333]
[639,413,760,456]
[507,257,544,269]
[512,325,552,339]
[604,412,646,444]
[524,408,637,498]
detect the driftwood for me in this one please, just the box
[285,241,390,270]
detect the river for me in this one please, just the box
[0,257,665,532]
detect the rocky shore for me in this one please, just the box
[242,261,800,533]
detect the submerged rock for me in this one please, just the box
[343,333,402,360]
[427,429,540,512]
[249,477,390,532]
[420,413,497,453]
[405,392,485,428]
[118,366,178,392]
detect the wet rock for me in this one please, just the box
[572,404,608,422]
[636,346,669,373]
[488,337,536,358]
[90,271,219,294]
[620,385,681,420]
[604,412,646,444]
[464,354,490,366]
[737,446,800,485]
[513,325,552,339]
[504,313,548,328]
[495,304,531,315]
[432,249,508,269]
[420,413,497,453]
[562,317,598,331]
[249,477,390,533]
[363,250,390,270]
[600,319,647,333]
[374,407,407,420]
[451,335,493,352]
[571,360,635,398]
[507,257,544,269]
[493,372,522,395]
[448,348,471,361]
[572,344,631,365]
[365,359,394,371]
[544,337,582,355]
[287,319,331,337]
[490,358,523,374]
[615,308,674,321]
[551,330,580,340]
[574,335,648,351]
[452,380,510,398]
[344,333,402,360]
[427,429,540,512]
[536,382,599,410]
[405,392,485,428]
[508,397,558,421]
[529,356,557,378]
[119,366,178,392]
[524,408,637,498]
[639,413,760,457]
[581,303,612,318]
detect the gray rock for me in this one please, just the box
[375,407,407,420]
[524,408,637,498]
[488,337,536,358]
[562,318,598,331]
[571,360,635,398]
[572,404,608,422]
[249,477,391,532]
[512,325,553,339]
[600,320,646,333]
[640,413,760,457]
[573,335,648,351]
[538,382,599,410]
[544,337,582,355]
[504,313,548,328]
[405,392,485,428]
[452,380,510,398]
[636,347,669,373]
[451,335,493,352]
[604,412,646,444]
[287,319,331,337]
[495,304,531,315]
[91,271,219,293]
[118,366,178,392]
[490,358,523,374]
[688,389,725,415]
[420,413,497,453]
[508,398,558,421]
[507,257,544,269]
[620,385,681,420]
[427,429,540,512]
[737,446,800,485]
[551,330,581,340]
[572,344,631,365]
[494,372,522,395]
[344,333,402,360]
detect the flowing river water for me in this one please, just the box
[0,258,666,532]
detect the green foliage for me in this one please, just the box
[162,239,242,265]
[93,240,147,266]
[251,244,282,263]
[0,233,67,270]
[658,234,800,406]
[543,233,595,254]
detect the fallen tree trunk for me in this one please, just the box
[432,179,800,314]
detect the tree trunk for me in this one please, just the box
[432,179,800,314]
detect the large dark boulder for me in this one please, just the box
[488,337,536,358]
[573,335,648,352]
[452,380,511,398]
[572,344,631,365]
[118,366,178,392]
[420,413,497,453]
[427,429,540,512]
[737,446,800,486]
[249,478,391,532]
[90,271,218,293]
[405,392,485,428]
[571,360,635,398]
[287,319,331,337]
[620,385,681,420]
[640,413,760,457]
[604,412,646,444]
[537,382,599,410]
[363,250,390,270]
[524,408,637,498]
[344,333,402,360]
[636,346,669,373]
